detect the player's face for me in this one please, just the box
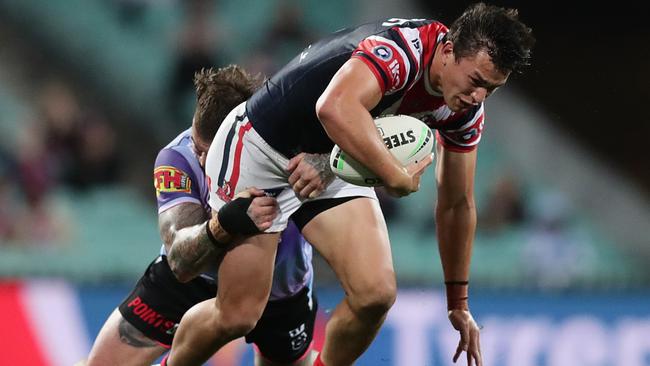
[440,48,509,112]
[190,123,211,168]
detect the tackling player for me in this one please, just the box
[167,4,535,366]
[83,65,319,366]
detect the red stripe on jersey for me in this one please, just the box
[354,54,387,93]
[354,37,409,94]
[227,122,253,198]
[0,282,50,366]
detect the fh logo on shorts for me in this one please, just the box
[289,323,308,351]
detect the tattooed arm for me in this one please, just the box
[287,153,336,198]
[160,188,280,283]
[159,203,228,283]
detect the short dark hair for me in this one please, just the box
[193,65,263,142]
[447,2,535,74]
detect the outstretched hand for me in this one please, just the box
[448,309,482,366]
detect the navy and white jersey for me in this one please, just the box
[247,18,484,157]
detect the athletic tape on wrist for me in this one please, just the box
[445,281,469,310]
[217,196,261,235]
[205,221,229,249]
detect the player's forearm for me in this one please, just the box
[167,221,223,282]
[435,200,476,283]
[318,104,405,186]
[167,216,235,283]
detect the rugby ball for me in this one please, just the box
[329,114,434,187]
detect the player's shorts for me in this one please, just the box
[118,256,317,362]
[205,101,377,232]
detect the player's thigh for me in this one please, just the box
[215,233,281,319]
[86,309,166,366]
[301,197,395,300]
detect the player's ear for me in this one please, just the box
[442,41,454,58]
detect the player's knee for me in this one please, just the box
[218,315,258,337]
[349,276,397,320]
[216,303,265,337]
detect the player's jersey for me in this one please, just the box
[153,129,313,300]
[247,18,484,157]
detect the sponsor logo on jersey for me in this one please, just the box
[154,166,191,195]
[126,296,177,334]
[387,59,401,93]
[216,181,233,202]
[372,45,393,61]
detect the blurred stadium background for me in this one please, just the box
[0,0,648,365]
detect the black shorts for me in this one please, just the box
[118,256,317,363]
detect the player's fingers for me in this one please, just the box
[469,348,481,366]
[288,169,302,186]
[251,195,273,204]
[248,204,278,223]
[471,326,482,366]
[299,182,319,198]
[458,321,470,353]
[246,187,266,197]
[453,340,463,363]
[308,188,323,199]
[260,214,276,225]
[467,344,480,366]
[287,153,305,173]
[292,178,308,193]
[235,190,252,199]
[255,210,277,224]
[255,205,279,218]
[413,153,434,175]
[251,196,277,209]
[411,173,422,192]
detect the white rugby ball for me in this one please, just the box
[329,114,434,187]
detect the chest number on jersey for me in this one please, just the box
[382,18,426,27]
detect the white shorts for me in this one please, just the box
[205,102,377,232]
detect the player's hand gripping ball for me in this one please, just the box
[329,115,434,187]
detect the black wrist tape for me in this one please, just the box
[217,196,261,236]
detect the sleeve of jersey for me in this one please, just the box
[153,148,202,213]
[436,105,485,153]
[351,36,412,95]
